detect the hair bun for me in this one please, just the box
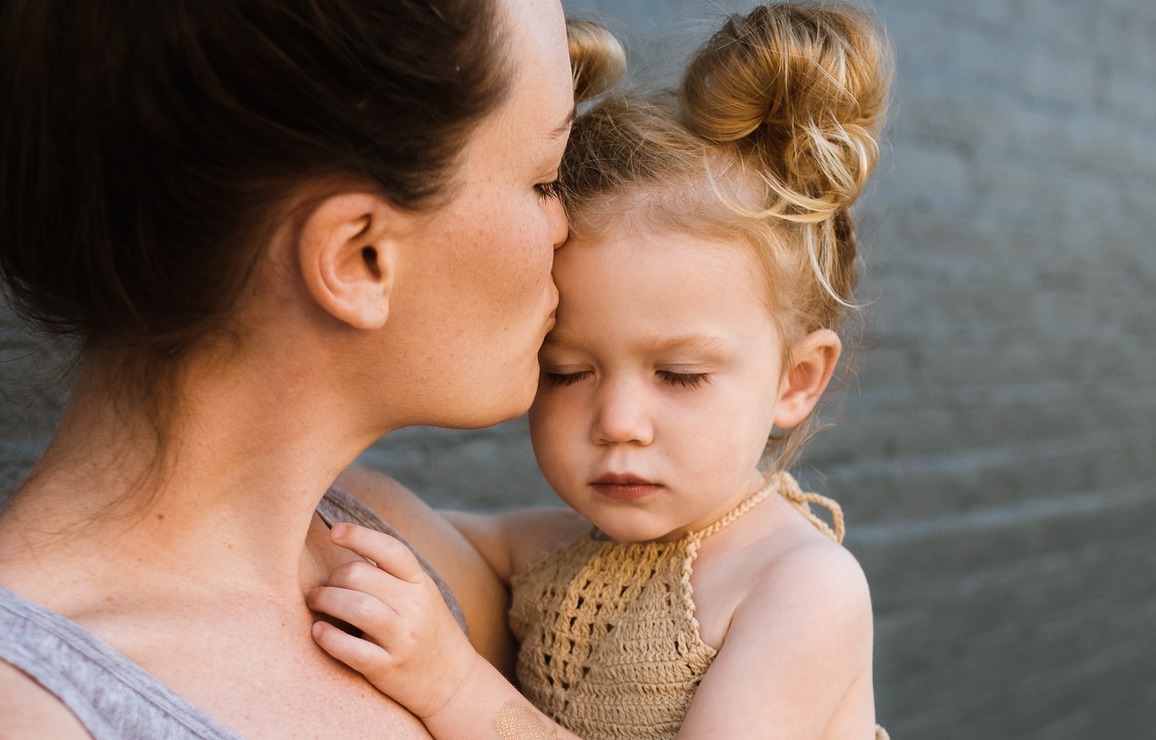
[680,3,892,214]
[567,20,627,103]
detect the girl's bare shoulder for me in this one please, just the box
[747,496,871,617]
[695,493,871,642]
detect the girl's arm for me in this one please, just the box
[442,507,589,584]
[677,541,877,739]
[308,522,581,739]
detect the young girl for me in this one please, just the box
[310,3,893,737]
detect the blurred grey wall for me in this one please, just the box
[2,1,1154,737]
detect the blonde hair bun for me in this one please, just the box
[568,20,627,103]
[681,2,893,216]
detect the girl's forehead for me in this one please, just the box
[555,230,769,315]
[552,223,785,338]
[557,222,762,281]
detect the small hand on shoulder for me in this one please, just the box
[310,521,582,739]
[307,523,479,719]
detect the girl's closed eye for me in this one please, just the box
[541,369,591,387]
[656,370,711,389]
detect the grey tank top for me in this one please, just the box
[0,486,465,739]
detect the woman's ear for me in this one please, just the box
[773,329,843,429]
[297,193,406,330]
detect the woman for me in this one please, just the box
[0,0,590,736]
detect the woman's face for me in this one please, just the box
[385,0,573,429]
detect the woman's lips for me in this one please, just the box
[591,474,662,501]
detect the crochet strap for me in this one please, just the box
[692,472,845,544]
[691,475,780,541]
[778,472,845,543]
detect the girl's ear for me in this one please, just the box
[773,329,842,430]
[297,193,407,330]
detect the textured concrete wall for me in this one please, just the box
[2,1,1154,737]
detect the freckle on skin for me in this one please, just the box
[156,513,164,522]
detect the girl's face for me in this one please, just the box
[384,0,573,429]
[529,223,794,543]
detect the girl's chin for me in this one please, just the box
[586,516,685,545]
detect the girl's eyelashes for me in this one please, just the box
[657,370,711,388]
[541,369,712,388]
[541,370,589,387]
[534,179,560,201]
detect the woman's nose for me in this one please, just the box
[591,379,653,446]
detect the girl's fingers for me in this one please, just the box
[330,523,426,584]
[325,559,407,602]
[307,584,395,637]
[311,620,390,678]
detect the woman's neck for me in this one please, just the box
[0,346,380,605]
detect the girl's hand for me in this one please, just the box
[307,523,480,718]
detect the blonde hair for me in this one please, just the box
[559,2,893,469]
[567,20,627,103]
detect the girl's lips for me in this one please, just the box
[593,472,652,484]
[591,475,662,501]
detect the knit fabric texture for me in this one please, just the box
[509,471,851,739]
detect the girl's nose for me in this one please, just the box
[591,378,653,446]
[548,196,568,250]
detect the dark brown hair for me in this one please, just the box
[0,0,511,360]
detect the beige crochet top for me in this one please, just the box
[510,472,886,739]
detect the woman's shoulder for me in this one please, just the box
[329,464,496,588]
[331,465,433,526]
[0,660,91,739]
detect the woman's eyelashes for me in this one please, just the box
[534,179,560,201]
